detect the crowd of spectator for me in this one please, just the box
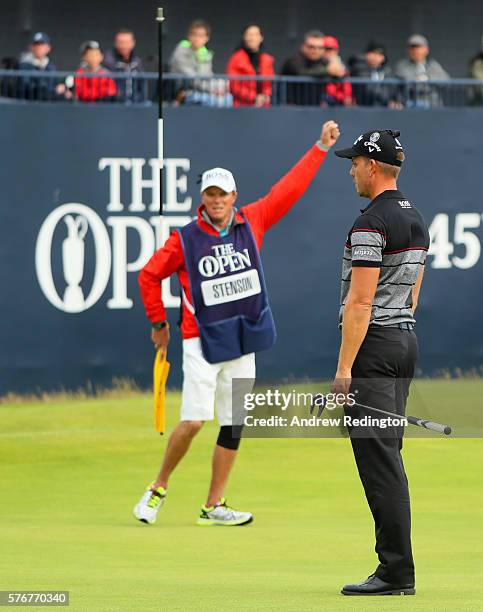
[169,23,483,108]
[3,23,483,107]
[171,23,457,108]
[9,29,144,102]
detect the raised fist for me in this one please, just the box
[321,120,340,149]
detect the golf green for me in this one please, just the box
[1,380,482,611]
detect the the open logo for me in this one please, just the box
[35,203,111,313]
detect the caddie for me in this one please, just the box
[133,120,340,526]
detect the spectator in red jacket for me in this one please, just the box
[322,36,352,106]
[226,24,274,107]
[75,41,117,103]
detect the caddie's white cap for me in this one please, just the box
[200,167,237,193]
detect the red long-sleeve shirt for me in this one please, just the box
[226,49,275,107]
[139,144,327,338]
[75,67,117,102]
[325,80,353,105]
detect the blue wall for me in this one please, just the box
[1,105,482,394]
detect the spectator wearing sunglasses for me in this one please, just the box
[281,30,345,105]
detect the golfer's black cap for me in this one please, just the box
[334,129,405,167]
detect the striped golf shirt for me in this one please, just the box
[340,189,430,326]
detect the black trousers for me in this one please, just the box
[347,326,418,585]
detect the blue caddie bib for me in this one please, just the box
[177,213,276,364]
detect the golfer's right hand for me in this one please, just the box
[151,326,170,358]
[320,120,340,149]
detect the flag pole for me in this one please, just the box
[156,7,165,215]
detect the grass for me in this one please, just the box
[0,381,482,611]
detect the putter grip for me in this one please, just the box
[407,416,452,435]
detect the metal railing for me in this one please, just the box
[1,70,482,108]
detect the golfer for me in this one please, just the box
[332,130,430,594]
[134,120,340,526]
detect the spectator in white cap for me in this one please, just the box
[395,34,450,107]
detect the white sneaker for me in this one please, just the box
[133,485,166,524]
[196,498,253,526]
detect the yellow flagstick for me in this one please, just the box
[153,348,170,434]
